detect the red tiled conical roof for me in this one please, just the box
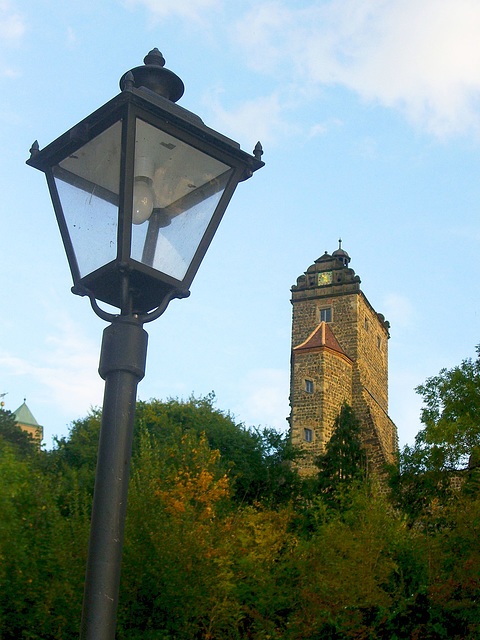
[293,322,350,360]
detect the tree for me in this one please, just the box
[415,345,480,471]
[389,346,480,523]
[133,394,302,505]
[118,429,237,639]
[0,407,37,457]
[46,395,304,510]
[4,393,480,638]
[315,403,367,504]
[43,409,102,515]
[0,447,88,639]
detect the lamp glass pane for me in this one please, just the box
[53,121,122,277]
[131,119,233,281]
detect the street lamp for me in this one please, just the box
[27,49,264,640]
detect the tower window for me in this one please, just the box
[305,379,314,393]
[304,428,313,442]
[377,335,381,349]
[364,317,369,331]
[319,307,332,323]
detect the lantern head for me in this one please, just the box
[27,49,264,314]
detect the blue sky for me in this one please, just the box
[1,0,480,449]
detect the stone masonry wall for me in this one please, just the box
[355,294,390,412]
[290,348,353,475]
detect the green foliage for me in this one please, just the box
[133,394,302,506]
[291,487,403,639]
[390,346,480,525]
[119,429,237,639]
[415,345,480,470]
[0,407,38,457]
[416,346,480,471]
[41,410,102,519]
[51,409,101,472]
[315,402,367,504]
[3,391,480,638]
[45,394,302,507]
[0,447,89,639]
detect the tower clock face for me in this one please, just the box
[318,271,333,286]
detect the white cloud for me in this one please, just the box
[123,0,220,21]
[235,0,480,137]
[120,0,480,138]
[309,118,343,138]
[233,2,295,75]
[0,317,103,416]
[0,0,25,76]
[205,92,298,147]
[0,1,24,42]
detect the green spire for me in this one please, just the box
[13,401,40,428]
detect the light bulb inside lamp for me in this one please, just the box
[132,176,155,225]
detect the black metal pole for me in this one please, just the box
[79,316,148,640]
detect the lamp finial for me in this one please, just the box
[29,140,39,159]
[119,48,184,102]
[143,48,165,67]
[253,141,263,160]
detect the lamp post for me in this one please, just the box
[27,49,264,640]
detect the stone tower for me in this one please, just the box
[289,242,397,475]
